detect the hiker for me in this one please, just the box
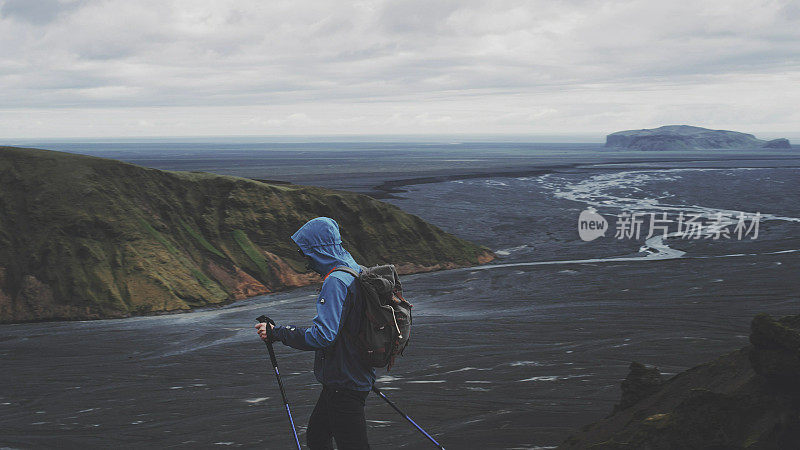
[255,217,375,450]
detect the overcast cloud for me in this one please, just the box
[1,0,798,138]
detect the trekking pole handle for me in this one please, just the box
[256,315,278,368]
[256,314,275,333]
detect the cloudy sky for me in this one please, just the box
[1,0,798,139]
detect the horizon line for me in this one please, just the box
[2,129,797,144]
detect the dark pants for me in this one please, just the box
[307,385,370,450]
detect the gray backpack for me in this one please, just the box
[332,265,412,370]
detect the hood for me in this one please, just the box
[291,217,360,275]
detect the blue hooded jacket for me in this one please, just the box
[271,217,376,391]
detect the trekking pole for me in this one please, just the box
[256,315,302,450]
[372,385,446,450]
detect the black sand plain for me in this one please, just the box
[2,142,798,448]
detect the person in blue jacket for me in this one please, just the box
[255,217,375,449]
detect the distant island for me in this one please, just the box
[0,146,493,323]
[605,125,792,151]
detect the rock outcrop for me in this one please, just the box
[763,138,792,149]
[605,125,792,151]
[749,313,800,385]
[559,313,800,449]
[612,362,663,413]
[0,146,494,323]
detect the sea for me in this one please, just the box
[1,140,799,449]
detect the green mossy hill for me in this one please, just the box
[0,146,494,323]
[559,313,800,449]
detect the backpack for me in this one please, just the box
[330,264,412,370]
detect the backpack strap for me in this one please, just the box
[324,266,360,281]
[322,266,364,352]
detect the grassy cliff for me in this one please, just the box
[0,146,493,323]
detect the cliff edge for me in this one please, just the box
[559,313,800,449]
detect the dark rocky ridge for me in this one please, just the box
[606,125,792,151]
[559,313,800,449]
[0,146,494,323]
